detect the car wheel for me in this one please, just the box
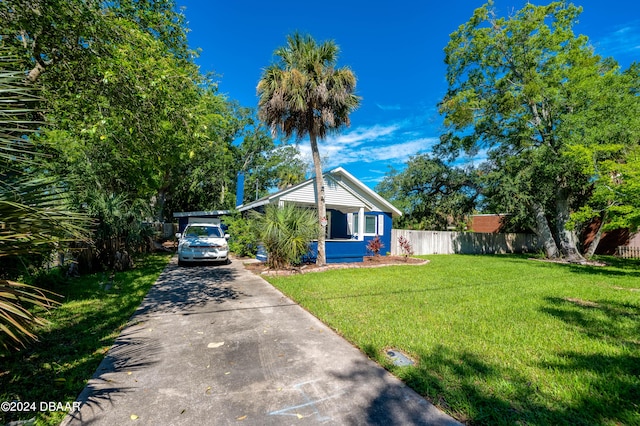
[178,260,185,267]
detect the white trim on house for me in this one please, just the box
[237,167,402,218]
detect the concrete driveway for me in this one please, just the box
[62,257,460,425]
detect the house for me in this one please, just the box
[237,167,402,263]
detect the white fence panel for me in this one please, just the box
[391,229,541,255]
[616,246,640,259]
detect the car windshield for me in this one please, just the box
[185,225,223,238]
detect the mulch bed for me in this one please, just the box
[242,255,428,276]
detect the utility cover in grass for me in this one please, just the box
[385,349,415,366]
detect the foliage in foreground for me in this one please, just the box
[265,255,640,425]
[0,253,170,426]
[224,212,258,258]
[0,52,90,351]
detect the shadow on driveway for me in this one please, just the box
[134,261,249,316]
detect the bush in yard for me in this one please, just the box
[398,235,414,260]
[250,203,318,269]
[224,212,258,257]
[366,235,384,257]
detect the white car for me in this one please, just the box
[176,224,230,266]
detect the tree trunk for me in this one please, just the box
[309,133,326,265]
[584,211,607,259]
[555,187,587,264]
[27,62,46,83]
[156,188,167,222]
[156,171,171,222]
[532,202,560,258]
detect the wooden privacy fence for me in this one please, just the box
[145,222,178,239]
[616,246,640,259]
[390,229,541,255]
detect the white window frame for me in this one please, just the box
[364,215,377,235]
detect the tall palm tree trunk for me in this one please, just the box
[310,133,327,265]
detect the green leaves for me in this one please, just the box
[251,204,318,269]
[0,50,89,352]
[438,1,640,259]
[376,154,479,231]
[257,32,360,142]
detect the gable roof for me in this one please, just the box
[237,167,402,217]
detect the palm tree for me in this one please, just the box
[250,203,318,269]
[257,32,360,265]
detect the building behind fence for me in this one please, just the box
[390,229,541,255]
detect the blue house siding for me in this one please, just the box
[237,167,402,264]
[306,240,366,264]
[365,212,392,255]
[256,212,393,264]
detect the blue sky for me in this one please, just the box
[177,0,640,189]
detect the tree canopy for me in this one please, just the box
[436,1,640,261]
[376,154,479,230]
[1,0,300,271]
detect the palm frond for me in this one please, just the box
[0,48,89,352]
[0,279,60,352]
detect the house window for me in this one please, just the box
[349,212,385,238]
[365,216,376,234]
[352,214,358,235]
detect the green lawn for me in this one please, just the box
[265,255,640,425]
[0,253,171,426]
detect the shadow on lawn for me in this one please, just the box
[0,256,170,425]
[538,297,640,424]
[542,297,640,343]
[494,254,640,279]
[368,339,639,425]
[379,345,565,425]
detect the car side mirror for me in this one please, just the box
[175,233,182,239]
[224,234,230,240]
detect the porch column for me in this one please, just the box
[358,207,364,241]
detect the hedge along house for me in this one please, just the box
[237,167,402,263]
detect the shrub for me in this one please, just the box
[398,235,414,260]
[250,204,318,269]
[366,235,384,256]
[224,212,258,257]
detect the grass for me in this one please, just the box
[264,254,640,425]
[0,253,171,426]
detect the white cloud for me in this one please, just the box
[290,118,442,188]
[376,103,402,111]
[325,124,400,145]
[297,125,437,170]
[593,21,640,58]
